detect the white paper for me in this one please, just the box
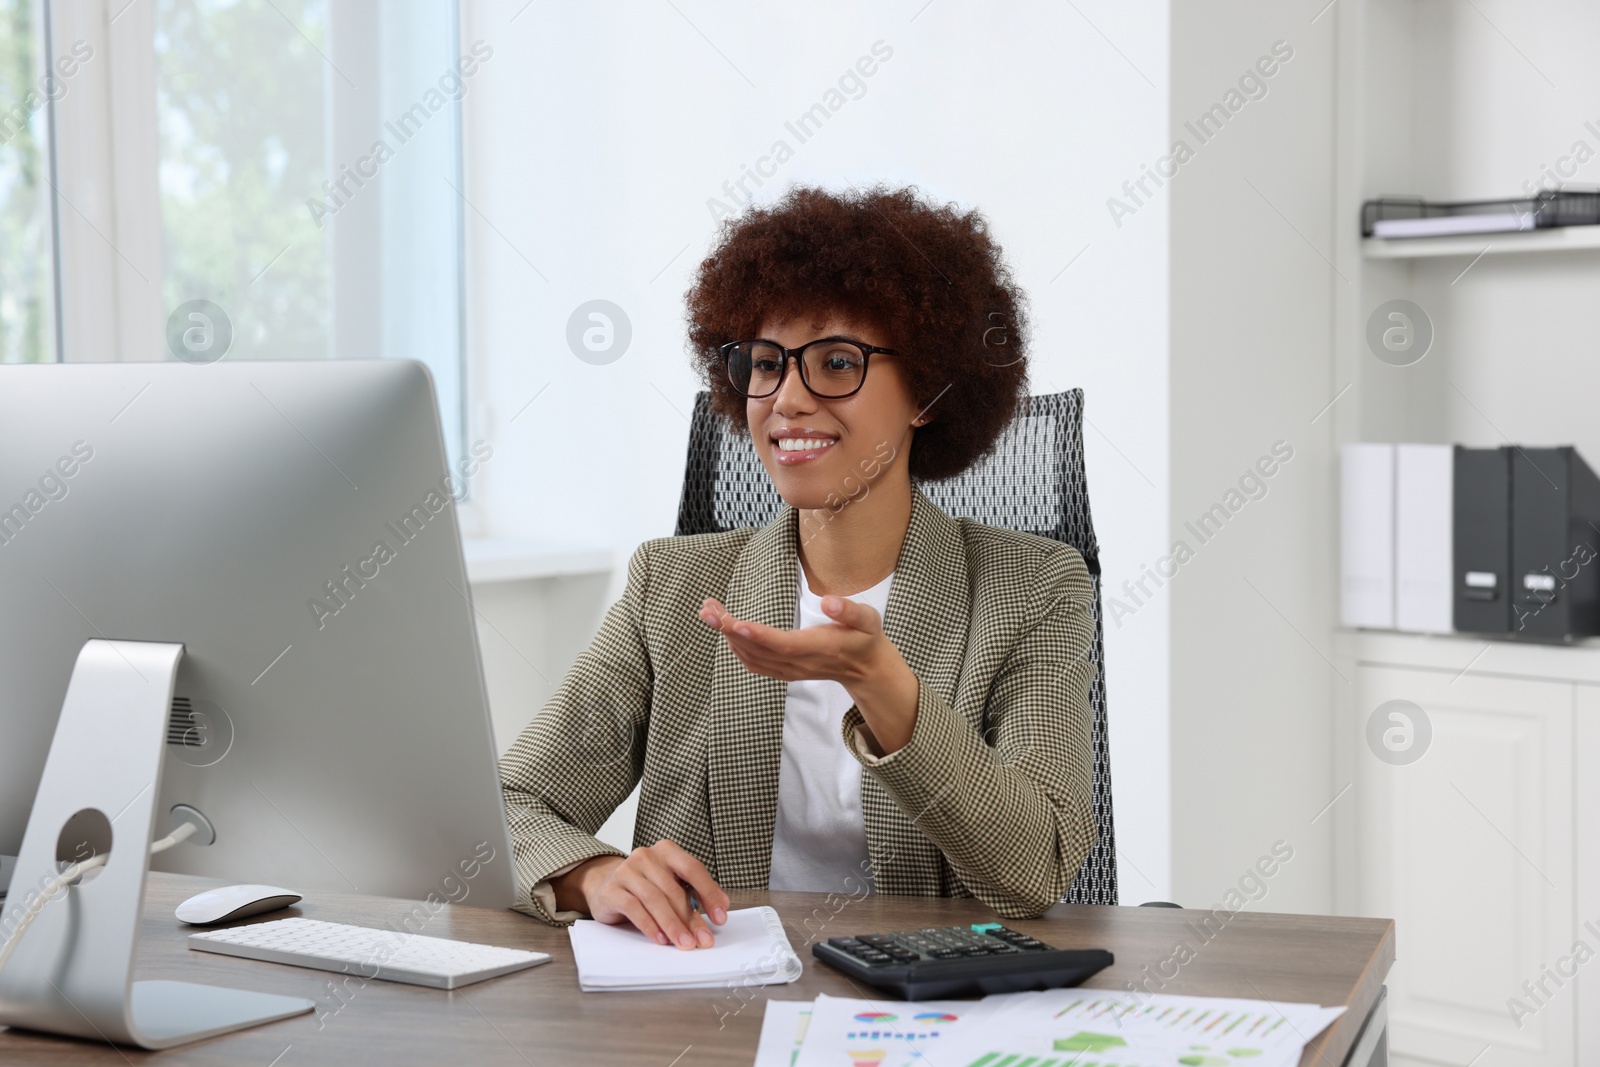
[753,1001,812,1067]
[568,906,801,992]
[792,992,1016,1067]
[1373,212,1533,238]
[939,990,1349,1067]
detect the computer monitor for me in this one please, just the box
[0,360,514,907]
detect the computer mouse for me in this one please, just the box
[175,884,303,926]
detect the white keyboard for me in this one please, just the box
[189,917,552,990]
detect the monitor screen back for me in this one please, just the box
[0,360,514,907]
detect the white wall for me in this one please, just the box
[1168,2,1338,913]
[461,0,1173,901]
[1356,0,1600,462]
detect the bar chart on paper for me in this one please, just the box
[760,990,1346,1067]
[1053,994,1297,1042]
[942,992,1347,1067]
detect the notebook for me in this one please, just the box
[567,906,803,992]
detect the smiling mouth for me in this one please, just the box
[775,437,837,452]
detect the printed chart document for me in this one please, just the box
[758,988,1351,1066]
[940,990,1348,1067]
[789,993,1023,1067]
[568,906,801,992]
[752,1001,812,1067]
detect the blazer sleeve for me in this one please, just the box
[498,541,656,925]
[840,543,1096,918]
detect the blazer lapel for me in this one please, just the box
[880,487,970,713]
[862,488,971,892]
[705,505,798,887]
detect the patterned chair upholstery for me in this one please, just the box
[673,389,1118,905]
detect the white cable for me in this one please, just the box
[150,820,199,855]
[0,820,201,976]
[0,853,107,975]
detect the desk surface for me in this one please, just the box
[0,872,1394,1066]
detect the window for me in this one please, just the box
[0,0,57,364]
[45,0,468,465]
[154,0,332,364]
[152,0,466,465]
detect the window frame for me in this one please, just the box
[48,0,165,362]
[45,0,481,528]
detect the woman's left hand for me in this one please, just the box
[698,595,920,755]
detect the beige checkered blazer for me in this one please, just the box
[499,486,1097,926]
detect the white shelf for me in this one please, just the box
[1334,628,1600,685]
[462,538,613,584]
[1362,224,1600,259]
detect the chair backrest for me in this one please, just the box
[674,390,1117,905]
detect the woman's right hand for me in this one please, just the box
[553,840,730,949]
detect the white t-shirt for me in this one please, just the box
[767,562,894,894]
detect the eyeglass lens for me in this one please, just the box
[727,340,867,398]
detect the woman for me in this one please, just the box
[499,185,1096,950]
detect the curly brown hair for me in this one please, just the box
[684,185,1030,482]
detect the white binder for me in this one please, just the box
[1340,443,1395,628]
[1395,444,1454,633]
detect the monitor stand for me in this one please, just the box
[0,640,313,1049]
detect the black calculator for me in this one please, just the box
[812,923,1113,1000]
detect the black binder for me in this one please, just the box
[1453,446,1511,634]
[1509,447,1600,639]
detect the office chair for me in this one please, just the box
[674,389,1119,905]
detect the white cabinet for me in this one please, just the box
[1335,631,1599,1067]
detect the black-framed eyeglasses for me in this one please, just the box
[721,337,898,399]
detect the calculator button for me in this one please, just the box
[930,948,962,960]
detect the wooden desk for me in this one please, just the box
[0,873,1393,1066]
